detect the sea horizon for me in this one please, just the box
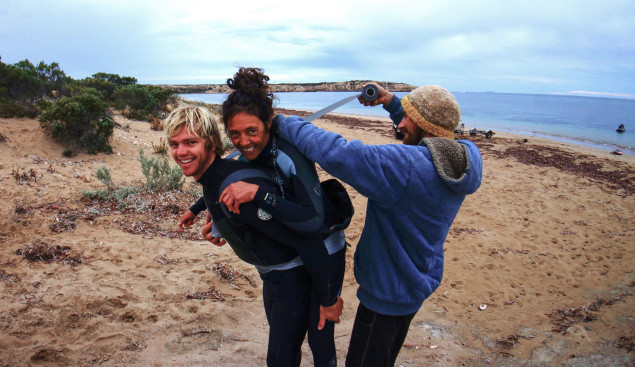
[181,91,634,156]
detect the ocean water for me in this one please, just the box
[181,91,635,155]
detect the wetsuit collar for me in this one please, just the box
[251,136,275,168]
[196,155,222,185]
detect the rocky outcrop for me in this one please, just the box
[159,81,416,94]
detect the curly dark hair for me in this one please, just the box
[222,67,275,130]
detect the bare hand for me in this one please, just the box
[358,82,394,107]
[178,210,198,232]
[219,181,259,214]
[318,296,344,330]
[202,213,226,246]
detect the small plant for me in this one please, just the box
[81,188,110,200]
[62,146,74,157]
[82,165,137,206]
[152,137,169,154]
[110,187,137,203]
[137,148,184,191]
[149,116,164,131]
[95,166,112,187]
[13,168,37,184]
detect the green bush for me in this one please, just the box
[92,72,137,86]
[138,148,184,191]
[82,165,137,208]
[81,188,110,200]
[0,98,39,118]
[95,166,112,187]
[114,84,158,120]
[0,59,70,117]
[110,187,138,202]
[39,88,114,155]
[113,84,175,120]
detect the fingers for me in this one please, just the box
[318,297,344,330]
[220,195,241,214]
[211,237,227,247]
[178,211,196,232]
[202,219,226,246]
[318,316,326,331]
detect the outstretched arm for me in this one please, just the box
[178,197,207,231]
[275,115,413,206]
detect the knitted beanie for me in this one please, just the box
[401,85,461,139]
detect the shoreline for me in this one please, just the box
[184,93,635,156]
[275,107,635,161]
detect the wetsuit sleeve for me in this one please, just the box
[189,196,206,216]
[234,178,338,307]
[250,176,323,236]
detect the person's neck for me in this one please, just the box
[193,153,217,181]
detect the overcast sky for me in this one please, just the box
[2,0,634,96]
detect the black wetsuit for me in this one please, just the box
[193,155,340,367]
[247,132,346,367]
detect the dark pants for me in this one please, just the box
[307,248,346,367]
[262,266,310,367]
[261,253,343,367]
[345,303,417,367]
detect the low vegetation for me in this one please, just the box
[1,58,177,155]
[82,149,185,210]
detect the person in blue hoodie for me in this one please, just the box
[273,83,483,367]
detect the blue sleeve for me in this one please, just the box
[276,115,414,207]
[385,94,403,127]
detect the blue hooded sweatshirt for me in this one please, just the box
[275,102,482,316]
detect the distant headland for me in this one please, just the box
[158,81,416,94]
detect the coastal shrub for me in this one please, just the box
[113,84,158,120]
[81,188,110,200]
[95,166,112,187]
[92,72,137,86]
[113,84,175,120]
[137,148,184,191]
[82,165,138,208]
[75,73,137,101]
[152,137,169,154]
[0,98,39,118]
[39,88,114,155]
[82,186,138,208]
[75,77,116,101]
[149,116,164,131]
[110,187,138,203]
[0,59,70,117]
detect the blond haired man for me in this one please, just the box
[165,104,342,367]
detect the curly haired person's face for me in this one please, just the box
[168,127,215,180]
[227,112,271,161]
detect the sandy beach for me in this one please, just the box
[0,109,633,366]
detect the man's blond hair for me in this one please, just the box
[164,104,225,156]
